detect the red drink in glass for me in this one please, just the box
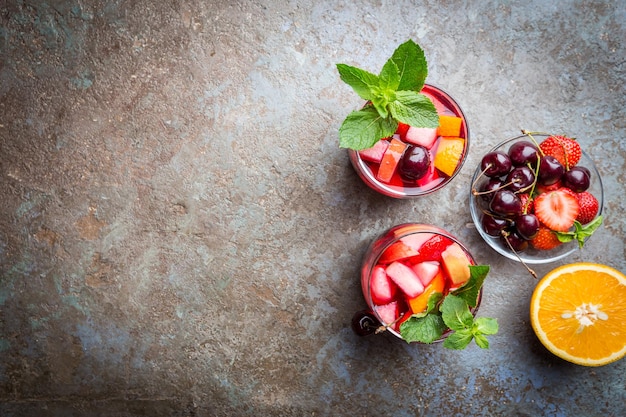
[348,84,469,198]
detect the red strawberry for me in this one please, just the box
[539,135,582,168]
[518,193,534,214]
[535,180,562,194]
[410,234,453,264]
[378,241,418,264]
[533,188,580,232]
[576,191,599,224]
[396,122,410,140]
[530,226,562,250]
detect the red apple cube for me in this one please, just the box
[405,126,438,148]
[411,261,441,287]
[358,139,389,163]
[386,261,424,298]
[399,233,435,251]
[370,265,397,305]
[375,301,400,326]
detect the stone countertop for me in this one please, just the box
[1,1,625,416]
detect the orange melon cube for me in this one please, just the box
[438,115,463,137]
[407,271,446,314]
[433,137,465,177]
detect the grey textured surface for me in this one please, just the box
[1,1,625,416]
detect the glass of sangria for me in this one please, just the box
[348,85,470,198]
[352,223,484,344]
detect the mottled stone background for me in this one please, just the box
[1,1,625,416]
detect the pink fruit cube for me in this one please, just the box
[386,261,424,298]
[375,301,400,326]
[405,126,438,148]
[358,139,389,163]
[412,261,441,287]
[441,243,472,287]
[399,233,435,251]
[370,265,397,305]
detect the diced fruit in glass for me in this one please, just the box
[358,139,390,163]
[405,126,438,148]
[370,265,397,305]
[411,261,441,287]
[407,270,445,314]
[386,261,425,298]
[375,301,400,326]
[378,240,419,264]
[438,115,463,137]
[399,233,435,251]
[434,137,464,177]
[441,243,471,286]
[376,138,407,183]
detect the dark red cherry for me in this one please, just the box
[481,151,512,177]
[399,145,430,181]
[505,166,535,192]
[562,167,590,192]
[351,310,381,337]
[508,141,540,167]
[490,189,523,216]
[538,155,565,186]
[481,214,509,237]
[514,213,540,240]
[478,178,505,202]
[501,230,529,251]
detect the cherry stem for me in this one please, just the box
[501,230,538,279]
[375,312,407,334]
[471,164,491,194]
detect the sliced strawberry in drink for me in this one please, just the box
[411,234,454,264]
[370,265,397,305]
[375,300,401,326]
[405,126,438,148]
[411,261,441,287]
[377,241,419,264]
[358,139,389,163]
[376,138,407,183]
[386,261,425,298]
[399,233,436,250]
[396,122,410,140]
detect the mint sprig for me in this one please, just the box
[555,215,603,248]
[337,40,439,150]
[399,265,499,350]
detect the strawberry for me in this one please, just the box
[396,122,410,140]
[518,193,534,214]
[530,226,562,250]
[539,135,582,168]
[576,191,599,224]
[378,240,419,264]
[533,188,580,232]
[410,234,453,264]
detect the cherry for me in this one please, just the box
[562,167,590,192]
[481,151,512,177]
[399,145,430,181]
[508,141,539,167]
[538,155,565,186]
[490,189,522,216]
[505,166,535,192]
[481,214,509,237]
[501,230,529,252]
[478,178,505,202]
[351,310,381,337]
[514,213,540,240]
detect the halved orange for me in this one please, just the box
[530,263,626,366]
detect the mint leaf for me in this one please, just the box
[473,333,490,349]
[474,317,499,335]
[400,313,447,344]
[441,295,473,331]
[389,91,439,128]
[556,216,603,248]
[378,59,401,94]
[336,64,379,101]
[451,265,490,308]
[391,39,427,92]
[442,329,473,350]
[338,106,397,150]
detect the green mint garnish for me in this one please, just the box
[399,265,499,350]
[555,215,603,248]
[337,40,439,150]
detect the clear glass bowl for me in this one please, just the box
[348,84,470,198]
[352,223,482,342]
[469,133,604,264]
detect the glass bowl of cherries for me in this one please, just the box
[469,131,604,265]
